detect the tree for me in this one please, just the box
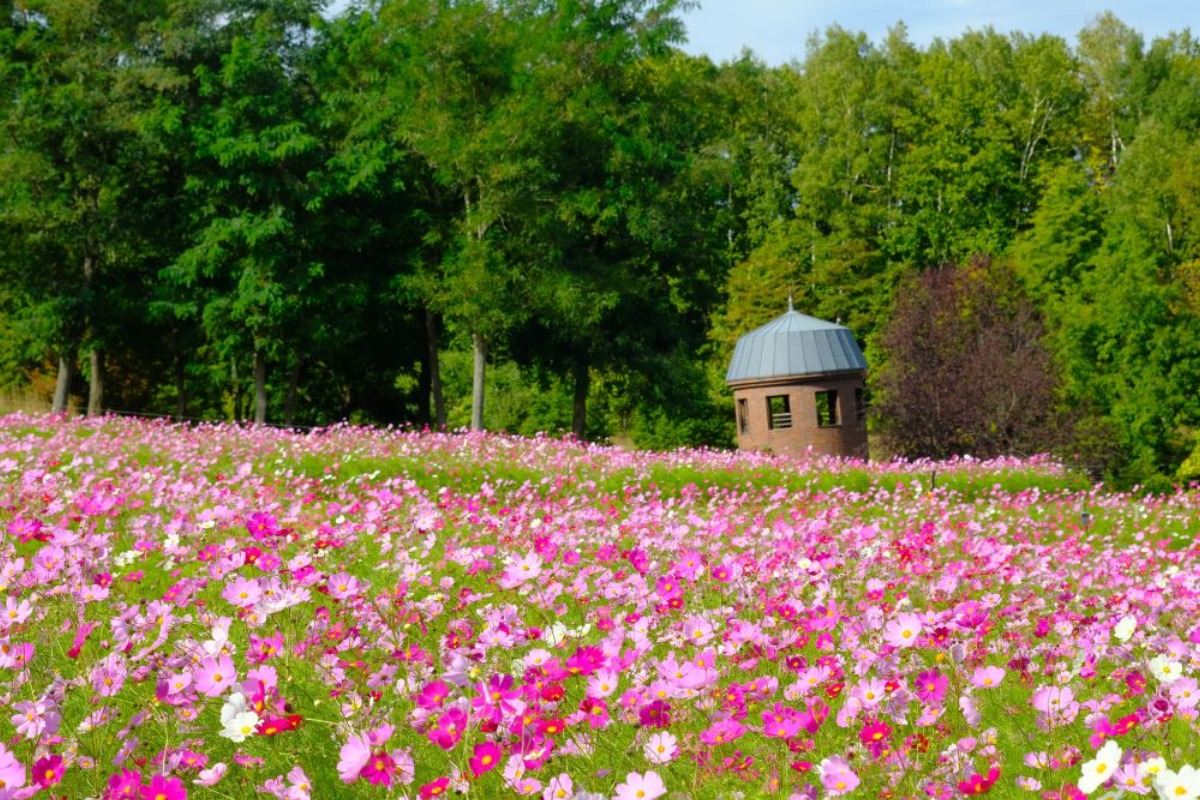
[873,257,1059,459]
[0,0,177,413]
[162,0,329,424]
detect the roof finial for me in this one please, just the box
[787,295,794,313]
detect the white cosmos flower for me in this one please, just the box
[1078,740,1122,794]
[1113,615,1136,642]
[1154,764,1200,800]
[219,692,258,743]
[1149,654,1184,684]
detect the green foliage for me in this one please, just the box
[1,4,1200,472]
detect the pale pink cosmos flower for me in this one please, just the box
[850,678,887,708]
[613,771,666,800]
[543,773,573,800]
[883,612,923,648]
[337,733,371,783]
[818,755,860,795]
[223,576,263,609]
[972,666,1006,689]
[194,762,228,787]
[165,671,192,695]
[0,597,32,628]
[1031,685,1080,726]
[643,731,679,764]
[11,700,60,739]
[960,695,982,726]
[681,616,715,645]
[499,552,543,589]
[326,572,363,601]
[0,743,26,794]
[587,669,618,698]
[1170,677,1200,709]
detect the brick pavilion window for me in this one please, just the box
[767,395,792,430]
[855,388,866,423]
[815,390,839,427]
[737,399,749,434]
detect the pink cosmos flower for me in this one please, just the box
[164,671,192,696]
[193,654,236,697]
[428,707,467,750]
[883,612,923,648]
[762,707,802,739]
[819,755,860,795]
[960,695,982,726]
[580,696,610,728]
[325,572,363,600]
[499,552,543,589]
[416,680,451,710]
[699,718,746,746]
[1031,685,1080,726]
[92,657,127,697]
[639,699,671,729]
[587,670,619,697]
[681,616,715,645]
[613,771,666,800]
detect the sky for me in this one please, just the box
[676,1,1191,65]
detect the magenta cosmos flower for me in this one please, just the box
[139,774,186,800]
[914,669,948,704]
[469,742,502,777]
[32,754,64,788]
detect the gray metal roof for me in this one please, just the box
[726,302,867,384]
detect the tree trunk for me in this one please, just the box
[230,361,241,421]
[572,358,589,440]
[426,309,446,430]
[52,356,74,413]
[87,348,104,416]
[254,350,267,424]
[471,332,486,432]
[284,356,303,427]
[175,356,187,421]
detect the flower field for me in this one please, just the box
[0,414,1199,799]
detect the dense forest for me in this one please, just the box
[1,0,1199,487]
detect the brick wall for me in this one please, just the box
[731,373,868,458]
